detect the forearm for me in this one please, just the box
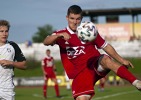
[0,60,26,70]
[43,34,62,46]
[103,44,124,64]
[11,61,27,70]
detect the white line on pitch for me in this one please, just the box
[33,94,43,98]
[92,90,137,100]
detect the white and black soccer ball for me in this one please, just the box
[77,21,98,42]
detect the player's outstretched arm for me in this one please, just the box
[103,44,134,68]
[12,61,27,70]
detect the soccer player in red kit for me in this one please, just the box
[41,49,60,98]
[43,5,141,100]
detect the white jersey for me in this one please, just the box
[0,41,26,89]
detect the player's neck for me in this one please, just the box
[47,55,51,58]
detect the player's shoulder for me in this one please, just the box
[8,41,18,45]
[7,41,19,48]
[7,41,21,50]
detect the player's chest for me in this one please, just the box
[59,34,89,47]
[0,45,14,60]
[44,58,53,63]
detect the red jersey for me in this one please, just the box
[41,56,54,73]
[53,26,107,79]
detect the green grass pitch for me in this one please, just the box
[14,58,141,99]
[15,85,141,100]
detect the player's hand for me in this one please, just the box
[58,32,71,41]
[122,60,134,68]
[0,60,13,67]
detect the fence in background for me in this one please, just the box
[18,40,141,61]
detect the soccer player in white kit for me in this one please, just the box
[0,20,26,100]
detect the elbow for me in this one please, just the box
[43,39,50,46]
[22,65,27,70]
[43,40,53,46]
[21,61,27,70]
[43,41,48,46]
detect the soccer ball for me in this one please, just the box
[77,21,98,42]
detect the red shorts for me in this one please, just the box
[44,68,56,79]
[72,54,110,99]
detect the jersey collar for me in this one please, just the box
[46,55,51,59]
[66,26,76,34]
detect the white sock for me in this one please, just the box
[66,82,70,89]
[132,80,139,86]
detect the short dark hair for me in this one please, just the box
[67,5,82,16]
[0,20,10,30]
[46,49,50,52]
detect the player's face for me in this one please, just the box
[0,26,9,44]
[66,13,82,32]
[46,50,51,56]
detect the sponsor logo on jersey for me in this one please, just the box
[66,46,85,59]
